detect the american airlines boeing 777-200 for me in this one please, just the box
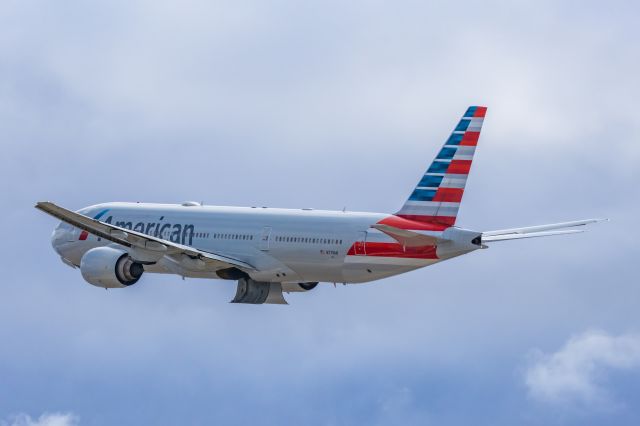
[36,106,604,304]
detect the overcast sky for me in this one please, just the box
[1,0,639,425]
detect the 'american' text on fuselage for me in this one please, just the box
[104,215,195,245]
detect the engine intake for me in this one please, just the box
[80,247,144,288]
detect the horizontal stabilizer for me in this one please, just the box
[370,224,446,247]
[482,229,584,242]
[482,218,607,243]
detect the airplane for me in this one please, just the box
[36,106,605,304]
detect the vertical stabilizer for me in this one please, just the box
[396,106,486,226]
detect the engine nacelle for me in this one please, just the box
[281,282,319,293]
[80,247,144,288]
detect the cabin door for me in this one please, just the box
[259,226,272,251]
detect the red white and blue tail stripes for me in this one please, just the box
[396,106,486,226]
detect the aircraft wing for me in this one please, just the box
[481,219,607,243]
[35,201,255,271]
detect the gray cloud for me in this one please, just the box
[1,0,639,425]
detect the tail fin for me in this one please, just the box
[396,106,487,226]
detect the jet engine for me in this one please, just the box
[281,282,319,293]
[80,247,144,288]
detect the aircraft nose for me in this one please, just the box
[50,225,67,255]
[51,229,61,255]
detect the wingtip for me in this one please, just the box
[578,218,609,225]
[35,201,51,209]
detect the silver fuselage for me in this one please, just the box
[51,202,468,284]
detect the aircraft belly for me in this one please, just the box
[281,254,438,284]
[341,255,439,283]
[273,253,343,283]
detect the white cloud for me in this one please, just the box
[524,330,640,408]
[1,413,78,426]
